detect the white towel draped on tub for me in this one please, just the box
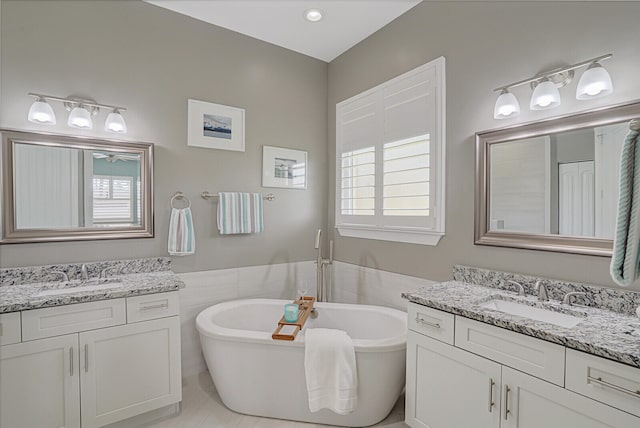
[304,328,358,415]
[217,192,264,235]
[168,207,195,256]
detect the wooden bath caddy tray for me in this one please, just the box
[272,296,316,341]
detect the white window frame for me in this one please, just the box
[335,57,446,245]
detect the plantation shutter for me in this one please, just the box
[93,175,134,223]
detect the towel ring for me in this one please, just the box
[170,192,191,209]
[630,118,640,131]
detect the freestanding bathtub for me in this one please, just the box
[196,299,407,427]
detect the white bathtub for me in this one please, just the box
[196,299,407,427]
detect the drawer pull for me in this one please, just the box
[415,316,440,329]
[69,347,74,376]
[503,385,511,420]
[587,375,640,399]
[488,378,495,412]
[84,344,89,373]
[0,322,3,337]
[140,303,169,311]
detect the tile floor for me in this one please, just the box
[148,372,408,428]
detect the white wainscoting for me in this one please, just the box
[178,260,436,378]
[178,261,316,377]
[329,261,437,311]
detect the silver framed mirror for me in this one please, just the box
[475,100,640,256]
[1,129,154,243]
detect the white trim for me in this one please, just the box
[336,224,444,246]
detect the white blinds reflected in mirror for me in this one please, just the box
[488,122,626,239]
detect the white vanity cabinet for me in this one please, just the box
[0,291,181,428]
[406,302,640,428]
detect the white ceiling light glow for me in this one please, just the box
[304,8,323,22]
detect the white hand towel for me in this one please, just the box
[217,192,264,235]
[304,328,358,415]
[168,207,195,256]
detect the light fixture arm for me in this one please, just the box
[27,92,127,112]
[493,53,612,93]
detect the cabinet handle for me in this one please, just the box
[587,375,640,399]
[503,385,511,420]
[415,315,440,329]
[69,347,74,376]
[140,303,169,311]
[488,378,495,412]
[84,344,89,373]
[0,322,3,337]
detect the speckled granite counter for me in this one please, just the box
[0,257,185,313]
[403,280,640,369]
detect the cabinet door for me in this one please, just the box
[406,331,502,428]
[0,334,80,428]
[501,366,639,428]
[80,316,181,428]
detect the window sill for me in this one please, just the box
[336,225,444,246]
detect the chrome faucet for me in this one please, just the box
[506,280,526,296]
[50,270,69,282]
[562,291,586,306]
[534,281,549,301]
[80,264,89,281]
[314,229,333,303]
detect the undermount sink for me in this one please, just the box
[480,299,583,328]
[37,282,124,297]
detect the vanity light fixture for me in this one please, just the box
[27,93,128,133]
[493,53,613,119]
[304,8,324,22]
[27,96,56,125]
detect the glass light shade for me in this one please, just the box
[67,106,93,129]
[576,63,613,100]
[105,110,127,133]
[494,90,520,119]
[27,98,56,125]
[530,80,561,110]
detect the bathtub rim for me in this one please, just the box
[196,298,407,353]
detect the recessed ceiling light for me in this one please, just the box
[304,8,324,22]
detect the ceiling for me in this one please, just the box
[143,0,423,62]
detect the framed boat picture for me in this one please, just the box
[187,99,245,152]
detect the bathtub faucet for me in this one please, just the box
[314,229,333,303]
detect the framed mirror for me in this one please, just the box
[475,100,640,256]
[1,129,154,243]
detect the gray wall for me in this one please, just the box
[327,1,640,288]
[0,0,328,272]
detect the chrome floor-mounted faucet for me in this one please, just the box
[314,229,333,303]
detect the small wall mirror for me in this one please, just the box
[1,129,154,243]
[475,101,640,256]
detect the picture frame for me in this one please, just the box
[187,99,245,152]
[262,146,307,189]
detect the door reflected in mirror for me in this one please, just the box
[488,121,626,239]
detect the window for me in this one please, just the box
[92,175,134,224]
[335,57,445,245]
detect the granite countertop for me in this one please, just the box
[0,270,185,313]
[403,281,640,369]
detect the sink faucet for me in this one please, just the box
[80,264,89,281]
[506,280,526,296]
[50,270,69,282]
[534,281,549,301]
[562,291,586,306]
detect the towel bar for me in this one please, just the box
[201,191,275,201]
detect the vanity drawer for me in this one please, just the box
[0,312,21,345]
[126,292,179,323]
[454,316,566,386]
[408,302,455,345]
[566,349,640,417]
[22,299,126,341]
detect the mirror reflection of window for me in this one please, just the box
[488,121,626,239]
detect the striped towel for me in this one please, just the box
[168,207,196,256]
[217,192,264,235]
[611,127,640,286]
